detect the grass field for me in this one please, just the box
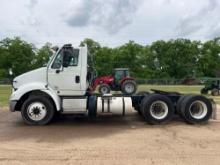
[0,85,11,107]
[1,84,220,107]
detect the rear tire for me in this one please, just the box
[21,96,55,125]
[121,80,137,95]
[180,95,213,124]
[134,91,150,115]
[141,94,174,124]
[99,84,111,95]
[176,95,191,118]
[133,105,142,116]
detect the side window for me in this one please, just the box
[69,49,79,66]
[63,48,79,67]
[115,70,124,81]
[125,70,130,77]
[51,51,63,69]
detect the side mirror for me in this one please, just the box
[63,51,70,67]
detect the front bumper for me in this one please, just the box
[9,100,17,112]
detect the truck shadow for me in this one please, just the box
[1,112,195,143]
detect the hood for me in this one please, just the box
[13,67,47,89]
[99,76,114,80]
[95,76,114,84]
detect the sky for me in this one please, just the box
[0,0,220,47]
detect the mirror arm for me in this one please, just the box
[56,65,63,74]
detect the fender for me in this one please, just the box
[10,82,61,111]
[120,77,135,86]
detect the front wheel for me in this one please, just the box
[21,96,55,125]
[121,80,137,95]
[98,84,111,95]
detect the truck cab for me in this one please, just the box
[10,44,92,124]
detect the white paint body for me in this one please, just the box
[10,46,88,111]
[9,45,133,114]
[62,98,87,113]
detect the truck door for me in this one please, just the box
[48,47,83,96]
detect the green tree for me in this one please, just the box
[151,39,201,79]
[136,45,160,79]
[32,43,53,69]
[1,36,220,81]
[114,41,144,77]
[80,38,116,76]
[80,38,101,55]
[0,37,35,79]
[95,47,114,76]
[197,38,220,77]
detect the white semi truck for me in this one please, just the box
[9,44,214,125]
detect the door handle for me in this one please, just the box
[56,70,60,74]
[75,76,80,83]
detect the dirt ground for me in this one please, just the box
[1,107,220,165]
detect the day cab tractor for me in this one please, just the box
[91,68,137,95]
[9,44,214,125]
[201,78,220,96]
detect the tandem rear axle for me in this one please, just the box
[86,89,214,125]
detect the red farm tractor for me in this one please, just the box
[91,68,137,95]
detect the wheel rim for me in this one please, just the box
[27,102,47,121]
[150,101,169,120]
[101,86,108,94]
[213,91,218,96]
[189,101,208,119]
[125,83,134,94]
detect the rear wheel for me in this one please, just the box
[121,80,137,95]
[180,95,213,124]
[211,89,219,96]
[99,84,111,95]
[141,94,174,124]
[21,96,55,125]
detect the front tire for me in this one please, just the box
[99,84,111,95]
[88,96,97,118]
[21,96,55,125]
